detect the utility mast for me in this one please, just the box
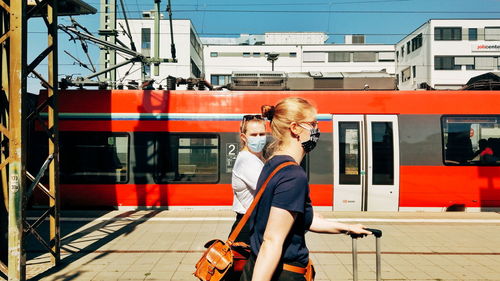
[93,0,176,89]
[99,0,117,88]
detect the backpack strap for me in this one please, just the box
[227,161,297,244]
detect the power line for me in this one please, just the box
[46,8,500,15]
[174,0,413,6]
[84,0,412,6]
[172,9,500,14]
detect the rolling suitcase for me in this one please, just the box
[349,228,383,281]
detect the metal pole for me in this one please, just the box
[8,0,27,279]
[153,0,161,76]
[47,0,60,266]
[352,238,358,281]
[167,0,176,61]
[376,237,381,281]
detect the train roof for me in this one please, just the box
[50,89,500,115]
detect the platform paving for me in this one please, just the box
[4,210,500,281]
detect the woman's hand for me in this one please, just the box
[345,224,372,235]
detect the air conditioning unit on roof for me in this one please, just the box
[230,71,286,90]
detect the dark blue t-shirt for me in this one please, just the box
[249,155,314,266]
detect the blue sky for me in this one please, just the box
[27,0,500,92]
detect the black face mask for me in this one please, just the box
[301,127,320,153]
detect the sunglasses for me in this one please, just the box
[243,115,264,121]
[301,121,319,128]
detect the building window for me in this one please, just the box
[442,116,500,166]
[412,65,416,78]
[469,28,478,41]
[191,59,201,78]
[353,52,376,62]
[475,57,496,70]
[352,35,365,44]
[190,29,202,56]
[60,132,129,184]
[406,41,411,54]
[435,27,462,40]
[210,74,231,86]
[411,33,423,51]
[141,28,151,56]
[155,134,219,183]
[289,52,297,57]
[303,52,325,62]
[401,46,404,58]
[455,57,475,68]
[485,27,500,41]
[378,52,395,62]
[401,67,411,82]
[143,64,151,77]
[253,52,261,57]
[328,51,350,62]
[396,51,399,61]
[243,52,251,57]
[210,52,218,57]
[434,56,460,70]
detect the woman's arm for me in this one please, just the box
[309,212,371,235]
[251,207,296,281]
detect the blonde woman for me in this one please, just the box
[240,98,372,281]
[230,114,267,244]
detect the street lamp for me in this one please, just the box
[267,53,279,71]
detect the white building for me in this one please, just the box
[115,18,204,85]
[204,33,395,86]
[396,19,500,90]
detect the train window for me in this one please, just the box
[155,134,219,183]
[371,122,394,185]
[60,132,129,184]
[442,116,500,166]
[338,122,361,185]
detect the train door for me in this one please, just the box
[333,115,400,211]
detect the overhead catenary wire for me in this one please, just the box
[84,0,413,6]
[73,9,500,14]
[173,9,500,14]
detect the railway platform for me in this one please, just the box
[13,210,500,281]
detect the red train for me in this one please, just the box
[30,90,500,211]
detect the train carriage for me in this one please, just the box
[30,90,500,211]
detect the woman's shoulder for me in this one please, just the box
[236,150,263,163]
[234,150,264,170]
[265,155,305,177]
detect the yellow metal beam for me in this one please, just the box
[8,0,27,280]
[0,124,10,139]
[0,1,10,14]
[0,31,10,46]
[47,0,60,266]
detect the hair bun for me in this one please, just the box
[261,105,275,121]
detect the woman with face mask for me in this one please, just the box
[230,114,267,246]
[240,98,372,281]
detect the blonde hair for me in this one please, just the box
[239,118,266,150]
[261,97,317,152]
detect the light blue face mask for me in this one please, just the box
[247,135,267,153]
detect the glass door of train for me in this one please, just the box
[333,115,400,211]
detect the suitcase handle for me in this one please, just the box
[349,228,382,239]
